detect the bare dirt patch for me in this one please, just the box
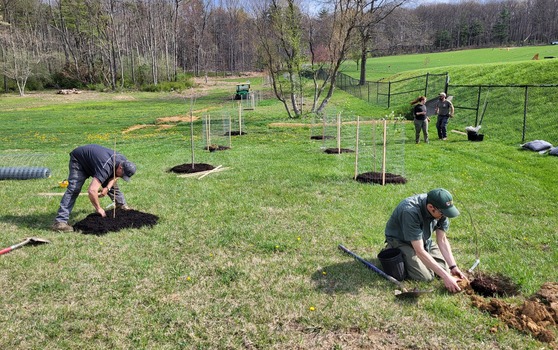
[466,273,558,345]
[122,124,176,134]
[156,115,200,123]
[283,321,406,349]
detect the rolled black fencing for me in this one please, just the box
[0,167,51,180]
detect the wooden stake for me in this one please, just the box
[322,114,326,142]
[382,119,387,186]
[238,102,242,135]
[205,114,211,148]
[228,114,232,148]
[198,165,223,180]
[354,116,360,179]
[113,138,116,218]
[190,94,195,169]
[372,120,377,173]
[337,112,341,153]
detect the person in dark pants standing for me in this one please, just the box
[52,144,136,232]
[411,96,429,144]
[435,92,454,140]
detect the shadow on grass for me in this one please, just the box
[1,209,89,230]
[311,259,394,295]
[312,259,431,304]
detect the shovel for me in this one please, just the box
[0,237,51,256]
[338,244,430,299]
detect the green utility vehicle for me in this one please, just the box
[234,83,250,100]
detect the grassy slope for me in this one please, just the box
[342,46,558,145]
[0,50,557,349]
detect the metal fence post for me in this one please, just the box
[388,82,392,108]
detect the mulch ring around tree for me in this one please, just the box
[355,172,407,184]
[462,272,558,344]
[73,209,159,235]
[168,163,215,174]
[310,135,335,140]
[225,131,246,136]
[205,145,230,152]
[324,148,354,154]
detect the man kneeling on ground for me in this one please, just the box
[381,188,467,293]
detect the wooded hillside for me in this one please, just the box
[1,0,556,93]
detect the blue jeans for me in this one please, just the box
[55,155,126,223]
[436,115,450,139]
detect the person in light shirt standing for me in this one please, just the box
[435,92,454,140]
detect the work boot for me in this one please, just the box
[115,204,132,211]
[52,221,73,232]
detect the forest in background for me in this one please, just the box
[1,0,557,94]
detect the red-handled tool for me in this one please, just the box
[0,237,51,255]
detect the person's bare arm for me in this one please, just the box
[410,239,461,292]
[436,229,467,280]
[88,177,106,217]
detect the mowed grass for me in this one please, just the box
[1,50,557,349]
[342,45,558,81]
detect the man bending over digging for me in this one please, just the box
[381,188,467,293]
[52,144,136,232]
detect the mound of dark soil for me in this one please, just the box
[470,282,558,343]
[168,163,215,174]
[73,209,159,235]
[355,172,407,184]
[310,135,335,140]
[225,131,246,136]
[205,145,230,152]
[324,148,354,154]
[471,272,521,297]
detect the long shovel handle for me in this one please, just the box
[338,244,404,289]
[0,240,29,256]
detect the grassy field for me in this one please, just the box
[1,49,557,349]
[341,45,558,81]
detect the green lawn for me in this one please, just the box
[0,49,557,349]
[342,45,558,81]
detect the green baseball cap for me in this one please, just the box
[427,188,460,218]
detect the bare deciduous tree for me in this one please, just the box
[1,27,41,95]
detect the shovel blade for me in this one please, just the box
[26,237,51,245]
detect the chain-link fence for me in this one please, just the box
[329,69,558,144]
[333,71,449,108]
[449,84,558,144]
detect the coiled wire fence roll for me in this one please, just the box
[0,167,51,180]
